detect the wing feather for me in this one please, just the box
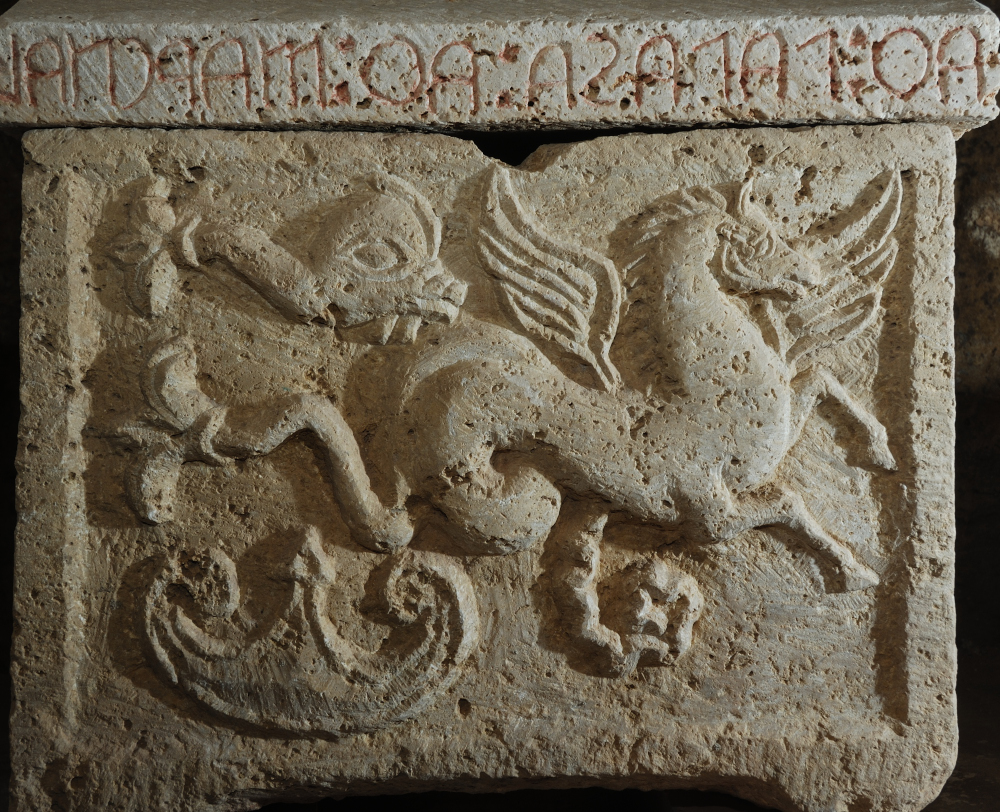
[484,202,598,307]
[507,227,597,302]
[792,241,898,333]
[505,286,583,340]
[788,292,882,365]
[785,171,902,365]
[478,167,622,391]
[481,231,590,315]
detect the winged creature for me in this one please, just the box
[119,162,902,677]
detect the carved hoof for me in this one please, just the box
[869,426,897,471]
[839,561,880,593]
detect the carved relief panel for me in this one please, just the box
[13,125,957,812]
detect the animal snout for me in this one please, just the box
[414,261,468,323]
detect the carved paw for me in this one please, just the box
[605,558,704,667]
[124,443,183,525]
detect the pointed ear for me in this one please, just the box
[732,176,775,234]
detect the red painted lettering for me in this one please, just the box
[797,29,842,101]
[260,39,290,107]
[202,38,251,109]
[580,32,620,107]
[693,31,734,103]
[498,44,520,64]
[112,39,154,110]
[872,27,933,101]
[26,37,66,106]
[67,36,154,110]
[428,41,477,114]
[68,35,111,107]
[635,35,680,108]
[937,26,983,103]
[156,38,198,106]
[0,34,20,105]
[289,36,327,108]
[740,32,788,101]
[361,38,423,106]
[528,44,574,109]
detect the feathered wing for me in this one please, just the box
[478,167,623,392]
[785,170,902,366]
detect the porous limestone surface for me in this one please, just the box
[0,0,997,130]
[13,124,957,812]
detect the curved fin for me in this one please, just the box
[144,528,479,738]
[142,337,219,431]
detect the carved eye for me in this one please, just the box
[350,239,407,275]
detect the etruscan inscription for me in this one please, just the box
[1,0,998,129]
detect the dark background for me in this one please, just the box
[1,2,997,810]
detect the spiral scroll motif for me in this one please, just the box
[143,527,479,737]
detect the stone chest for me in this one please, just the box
[3,2,996,811]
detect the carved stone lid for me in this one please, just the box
[0,0,997,130]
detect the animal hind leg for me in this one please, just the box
[789,365,895,470]
[706,485,879,593]
[434,455,562,555]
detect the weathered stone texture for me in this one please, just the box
[12,124,956,812]
[0,0,997,130]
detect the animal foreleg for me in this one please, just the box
[710,486,879,593]
[212,394,414,553]
[548,504,633,677]
[788,366,896,470]
[191,222,331,324]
